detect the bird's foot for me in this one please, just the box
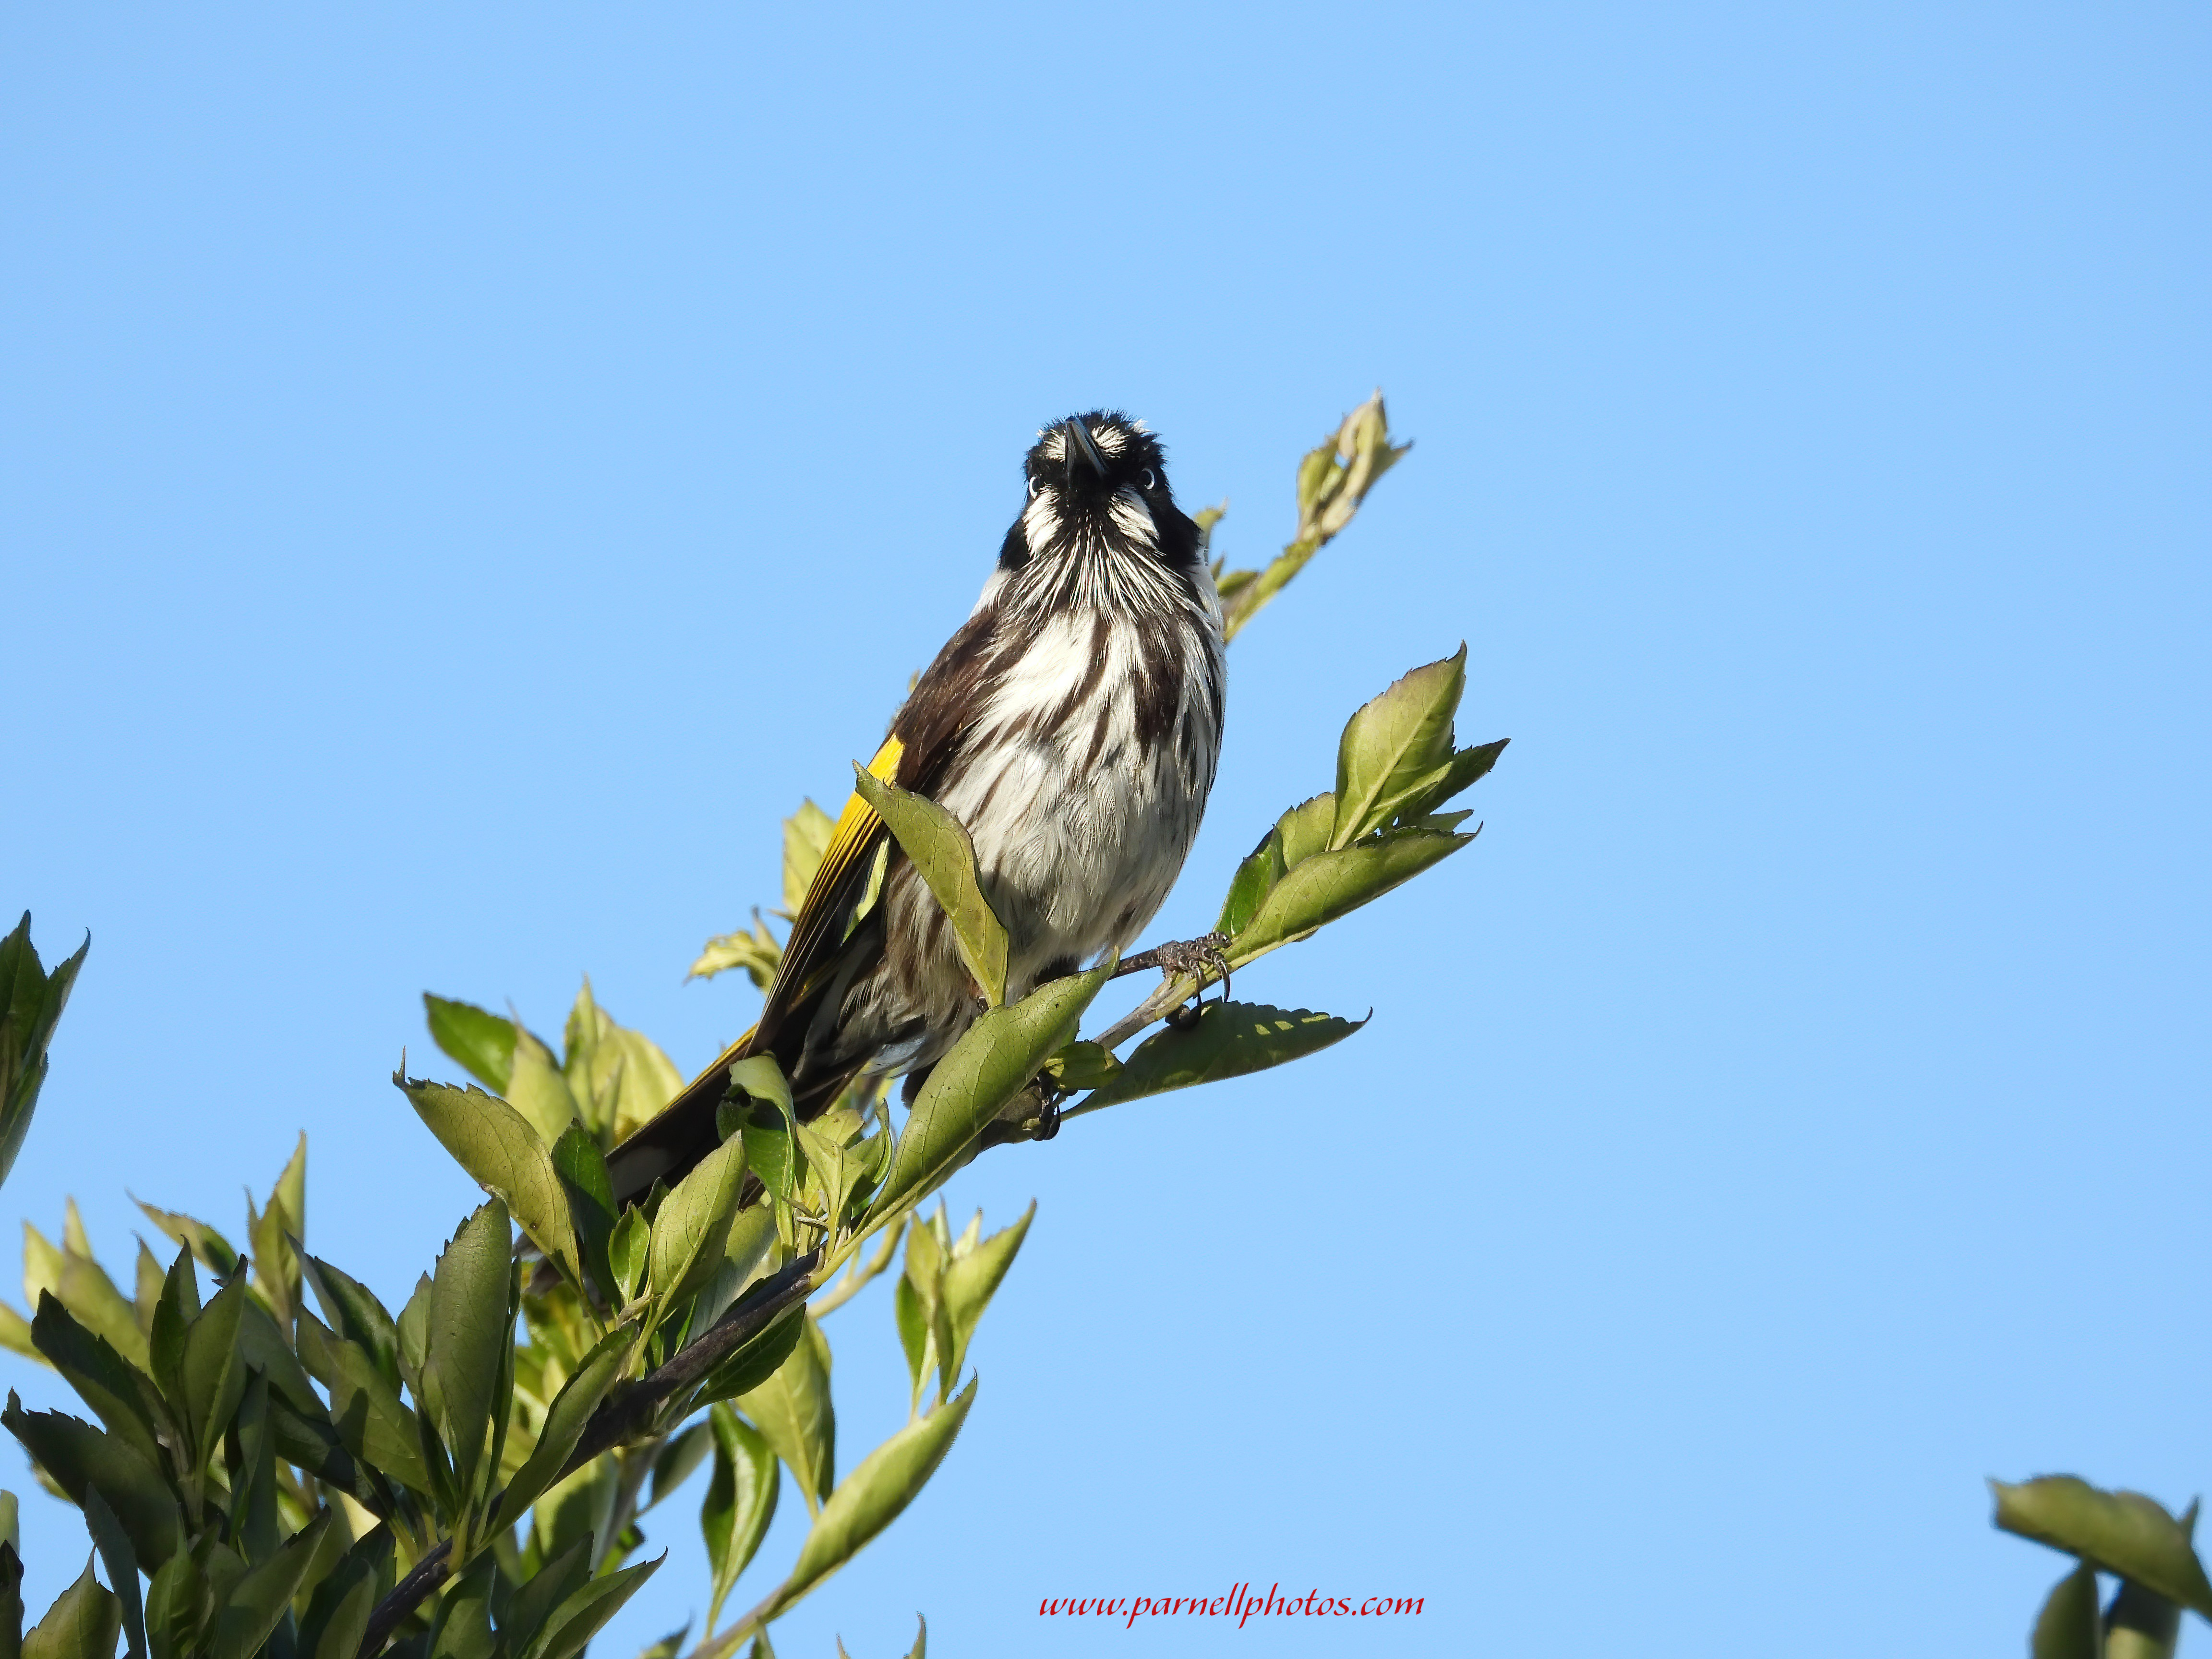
[979,1082,1062,1148]
[1118,931,1233,1026]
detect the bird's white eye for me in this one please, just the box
[1028,476,1041,499]
[1139,468,1155,490]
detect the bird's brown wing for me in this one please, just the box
[606,608,1004,1204]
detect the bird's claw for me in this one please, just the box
[1129,931,1232,1025]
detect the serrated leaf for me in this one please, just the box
[398,1078,581,1291]
[702,1405,777,1633]
[27,1298,164,1475]
[761,1381,977,1627]
[875,967,1109,1220]
[737,1318,833,1517]
[23,1558,118,1659]
[1995,1478,2212,1618]
[0,1400,179,1566]
[422,1201,514,1505]
[1077,1002,1364,1114]
[424,996,517,1093]
[850,768,1009,1006]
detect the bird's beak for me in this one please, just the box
[1064,417,1107,477]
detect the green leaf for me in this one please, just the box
[1039,1042,1119,1092]
[1331,647,1465,847]
[2106,1576,2182,1659]
[0,1538,24,1659]
[0,1399,180,1566]
[1075,1002,1364,1115]
[237,1300,322,1416]
[396,1274,432,1401]
[397,1078,582,1291]
[635,1628,689,1659]
[688,919,781,990]
[424,996,517,1093]
[51,1258,145,1376]
[129,1205,236,1279]
[737,1317,834,1517]
[648,1425,712,1515]
[500,1325,635,1525]
[875,967,1110,1220]
[77,1491,139,1659]
[500,1535,590,1659]
[427,1552,496,1659]
[1994,1478,2212,1618]
[782,800,838,915]
[701,1406,777,1634]
[295,1314,433,1496]
[140,1550,199,1659]
[299,1254,401,1395]
[207,1511,329,1659]
[519,1552,661,1659]
[178,1277,247,1473]
[649,1136,748,1311]
[762,1381,977,1626]
[506,1028,583,1148]
[27,1298,164,1475]
[609,1210,649,1307]
[1219,392,1408,642]
[23,1558,118,1659]
[297,1562,376,1659]
[1230,828,1470,963]
[422,1201,515,1506]
[694,1304,806,1407]
[563,982,685,1144]
[938,1205,1033,1391]
[549,1127,619,1310]
[0,916,90,1195]
[850,767,1010,1006]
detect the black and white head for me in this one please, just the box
[994,412,1207,608]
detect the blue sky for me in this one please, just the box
[4,4,2206,1653]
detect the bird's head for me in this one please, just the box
[998,411,1202,577]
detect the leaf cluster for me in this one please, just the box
[3,393,1507,1659]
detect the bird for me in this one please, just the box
[607,411,1227,1204]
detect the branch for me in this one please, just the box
[354,1252,822,1659]
[561,1251,820,1472]
[357,1544,452,1659]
